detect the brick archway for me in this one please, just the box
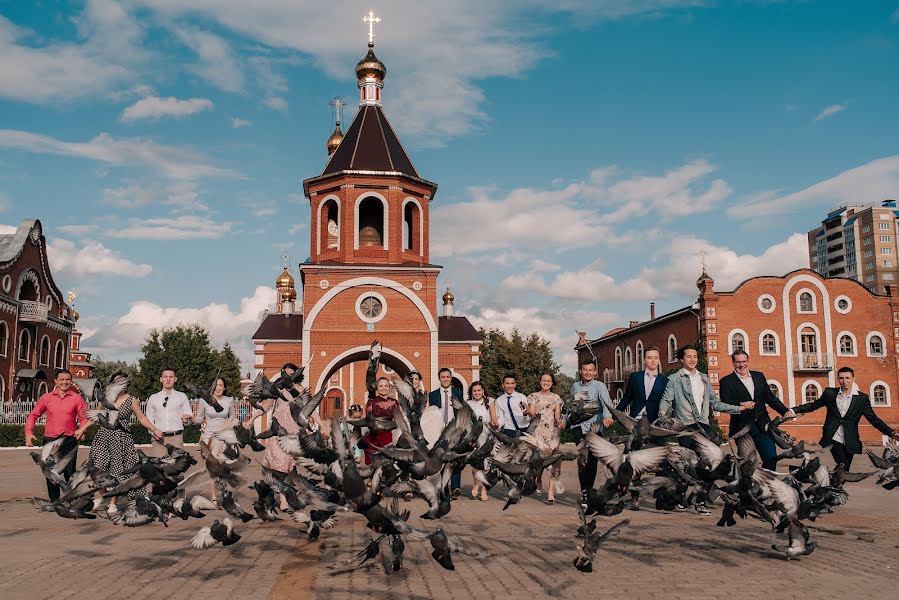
[313,345,415,395]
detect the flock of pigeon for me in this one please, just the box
[29,341,899,575]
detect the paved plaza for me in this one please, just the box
[1,444,896,600]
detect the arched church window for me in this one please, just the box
[358,197,384,247]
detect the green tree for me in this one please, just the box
[91,357,138,388]
[477,327,561,398]
[131,324,239,399]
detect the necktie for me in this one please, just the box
[443,390,449,424]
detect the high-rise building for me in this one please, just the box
[808,200,899,293]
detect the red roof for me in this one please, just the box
[252,313,304,341]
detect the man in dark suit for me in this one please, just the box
[794,366,898,469]
[429,367,464,496]
[718,350,794,470]
[618,346,668,426]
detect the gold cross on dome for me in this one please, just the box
[329,97,345,125]
[362,10,381,45]
[700,248,708,272]
[67,288,77,305]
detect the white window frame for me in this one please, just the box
[866,331,886,357]
[728,328,749,355]
[0,321,7,357]
[667,334,678,364]
[615,346,622,372]
[767,379,784,404]
[833,295,852,314]
[38,335,50,366]
[835,331,857,357]
[870,381,891,407]
[796,288,817,314]
[801,380,822,407]
[624,347,633,369]
[354,291,388,324]
[757,294,776,314]
[635,341,644,369]
[54,340,65,369]
[758,330,780,356]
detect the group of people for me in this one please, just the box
[25,343,899,511]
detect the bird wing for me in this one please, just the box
[277,435,304,457]
[627,446,671,477]
[189,495,217,511]
[299,388,328,421]
[752,469,799,514]
[607,404,638,433]
[190,527,216,548]
[867,450,894,470]
[585,432,623,474]
[598,518,630,542]
[734,433,762,468]
[375,446,419,462]
[40,437,67,462]
[687,432,725,469]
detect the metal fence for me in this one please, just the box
[0,397,257,426]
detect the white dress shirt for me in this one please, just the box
[640,371,658,417]
[436,386,455,425]
[146,389,193,432]
[832,383,859,445]
[494,391,530,430]
[684,369,705,412]
[736,372,755,398]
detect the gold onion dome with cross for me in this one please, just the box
[355,43,386,81]
[276,268,297,302]
[326,125,344,155]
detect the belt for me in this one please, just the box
[161,430,183,437]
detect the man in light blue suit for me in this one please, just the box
[658,344,754,513]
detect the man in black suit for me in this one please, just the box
[618,346,668,427]
[718,350,794,470]
[429,367,464,496]
[794,366,898,469]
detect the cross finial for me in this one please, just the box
[329,96,345,126]
[362,10,381,45]
[66,288,77,305]
[445,279,452,292]
[281,253,290,271]
[700,248,708,273]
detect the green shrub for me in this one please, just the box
[0,423,202,447]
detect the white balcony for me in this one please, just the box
[19,300,48,324]
[793,352,835,372]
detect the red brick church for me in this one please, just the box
[253,30,482,417]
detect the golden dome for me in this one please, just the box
[696,269,714,289]
[355,43,386,81]
[442,289,454,304]
[276,268,297,301]
[326,124,344,155]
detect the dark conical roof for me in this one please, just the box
[320,104,418,178]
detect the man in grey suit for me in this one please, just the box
[658,344,754,513]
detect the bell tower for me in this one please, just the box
[252,13,482,416]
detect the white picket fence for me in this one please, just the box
[0,397,256,426]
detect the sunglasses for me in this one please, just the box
[163,396,169,408]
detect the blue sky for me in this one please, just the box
[1,1,898,374]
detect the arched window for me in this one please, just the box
[402,199,422,254]
[798,291,814,313]
[0,375,5,403]
[667,335,678,364]
[872,384,888,407]
[357,196,384,248]
[635,341,644,369]
[36,381,48,399]
[39,335,50,366]
[18,329,31,362]
[319,198,339,252]
[767,380,783,401]
[838,334,855,356]
[798,325,819,368]
[730,332,746,354]
[616,388,624,402]
[54,340,65,369]
[624,347,633,369]
[615,347,622,374]
[760,332,778,355]
[867,332,886,357]
[802,381,821,404]
[0,321,7,357]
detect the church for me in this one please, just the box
[253,26,482,417]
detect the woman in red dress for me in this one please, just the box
[363,377,397,465]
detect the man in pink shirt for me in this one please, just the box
[25,369,90,500]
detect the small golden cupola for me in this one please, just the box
[326,97,346,156]
[442,281,455,317]
[356,11,386,106]
[276,255,297,315]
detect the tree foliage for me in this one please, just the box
[477,327,562,398]
[130,324,241,400]
[91,357,138,388]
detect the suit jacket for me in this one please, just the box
[658,369,743,426]
[794,388,895,455]
[618,370,668,423]
[718,371,790,434]
[428,387,463,409]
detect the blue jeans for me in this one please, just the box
[749,423,779,470]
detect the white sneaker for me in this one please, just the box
[107,503,118,515]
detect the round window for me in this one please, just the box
[834,296,852,314]
[360,296,383,319]
[761,298,772,309]
[355,292,387,323]
[757,294,776,313]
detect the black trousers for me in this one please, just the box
[45,435,78,501]
[830,442,854,470]
[572,428,599,492]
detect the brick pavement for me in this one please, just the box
[0,444,896,600]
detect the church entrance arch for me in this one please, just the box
[313,345,415,400]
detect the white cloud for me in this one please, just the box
[120,96,214,122]
[175,28,245,93]
[231,117,252,128]
[814,102,847,122]
[263,96,288,111]
[503,268,656,301]
[638,233,810,296]
[107,215,232,240]
[82,285,277,370]
[47,238,152,278]
[432,160,726,256]
[0,129,239,180]
[531,259,561,272]
[288,222,306,235]
[102,184,156,208]
[728,155,899,219]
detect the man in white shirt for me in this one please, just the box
[428,368,463,495]
[795,366,898,469]
[145,368,194,452]
[489,373,530,438]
